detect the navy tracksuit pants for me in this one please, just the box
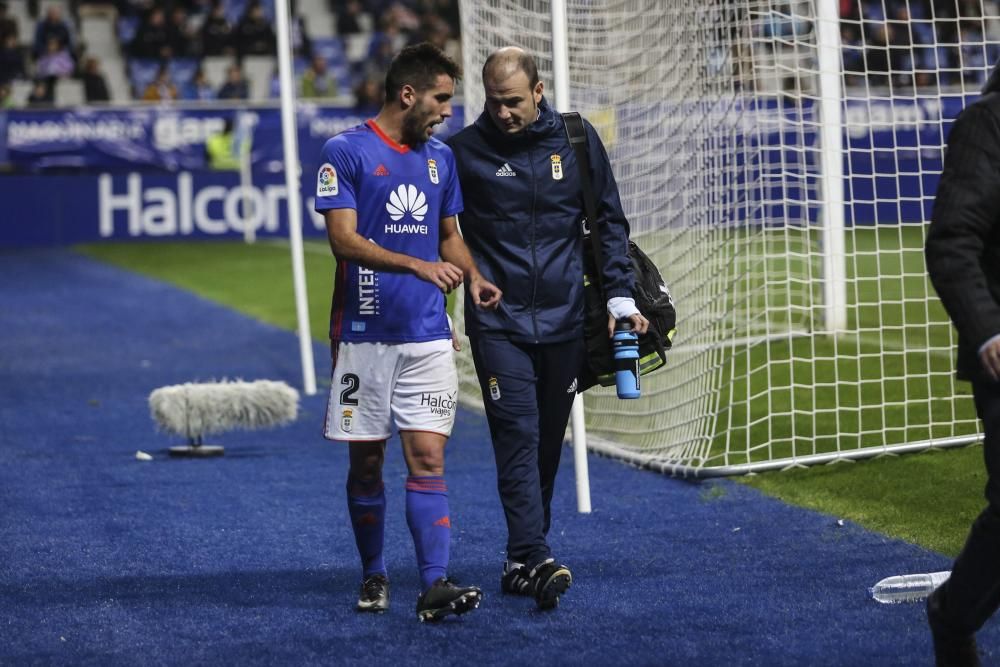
[469,335,586,568]
[936,377,1000,635]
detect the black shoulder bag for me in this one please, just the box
[563,111,677,390]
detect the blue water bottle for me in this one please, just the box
[613,320,641,399]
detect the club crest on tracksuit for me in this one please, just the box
[488,376,501,400]
[341,408,353,432]
[427,159,439,184]
[551,155,563,180]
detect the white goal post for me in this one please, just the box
[454,0,990,476]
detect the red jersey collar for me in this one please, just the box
[367,119,410,154]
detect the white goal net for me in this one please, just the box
[455,0,990,476]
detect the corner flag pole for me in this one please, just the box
[551,0,591,514]
[275,0,317,396]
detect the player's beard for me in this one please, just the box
[401,100,434,147]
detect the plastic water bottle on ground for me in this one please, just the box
[869,570,951,604]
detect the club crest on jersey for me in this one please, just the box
[551,155,563,180]
[317,163,338,196]
[488,376,501,401]
[341,408,353,433]
[427,159,439,184]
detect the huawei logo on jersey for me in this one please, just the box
[386,184,428,222]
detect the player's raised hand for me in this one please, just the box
[468,274,502,310]
[416,260,464,292]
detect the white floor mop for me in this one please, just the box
[149,380,300,457]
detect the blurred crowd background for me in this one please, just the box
[1,0,999,110]
[0,0,459,108]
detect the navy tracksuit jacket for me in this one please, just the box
[448,98,633,566]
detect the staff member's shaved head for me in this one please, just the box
[481,47,543,135]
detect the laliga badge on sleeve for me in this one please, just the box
[551,154,563,180]
[427,158,439,184]
[317,163,338,197]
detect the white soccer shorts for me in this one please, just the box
[323,338,458,441]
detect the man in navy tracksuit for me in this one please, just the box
[447,47,648,610]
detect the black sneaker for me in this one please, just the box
[529,559,572,610]
[415,577,483,622]
[927,587,980,666]
[500,561,532,596]
[356,574,389,613]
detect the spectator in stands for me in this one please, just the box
[0,32,25,83]
[182,66,215,100]
[0,2,18,44]
[35,35,74,78]
[141,63,177,101]
[840,23,866,88]
[26,76,53,106]
[81,56,110,102]
[32,5,73,60]
[217,63,248,99]
[234,1,275,58]
[115,0,153,18]
[200,0,232,56]
[864,22,892,89]
[417,0,459,38]
[130,7,171,60]
[291,12,312,60]
[333,0,364,35]
[352,75,382,113]
[300,54,337,98]
[167,5,197,59]
[0,81,12,108]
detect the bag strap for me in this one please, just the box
[563,111,606,295]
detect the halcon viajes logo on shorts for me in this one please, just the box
[421,391,456,417]
[386,184,428,222]
[317,163,338,196]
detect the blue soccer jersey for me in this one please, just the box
[314,120,463,343]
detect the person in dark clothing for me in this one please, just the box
[0,2,19,44]
[81,56,110,102]
[446,47,648,612]
[32,5,72,59]
[129,7,171,60]
[216,63,248,100]
[199,0,232,56]
[26,76,53,106]
[924,61,1000,667]
[234,1,275,57]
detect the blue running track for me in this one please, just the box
[1,248,996,666]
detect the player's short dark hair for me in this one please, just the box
[483,49,539,89]
[384,42,461,101]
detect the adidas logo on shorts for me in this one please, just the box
[495,162,516,177]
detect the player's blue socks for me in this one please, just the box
[405,475,450,591]
[346,476,386,579]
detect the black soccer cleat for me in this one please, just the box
[529,559,572,610]
[356,574,389,613]
[415,577,483,622]
[500,561,532,596]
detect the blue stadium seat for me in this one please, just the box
[128,58,162,95]
[169,58,200,88]
[312,37,345,65]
